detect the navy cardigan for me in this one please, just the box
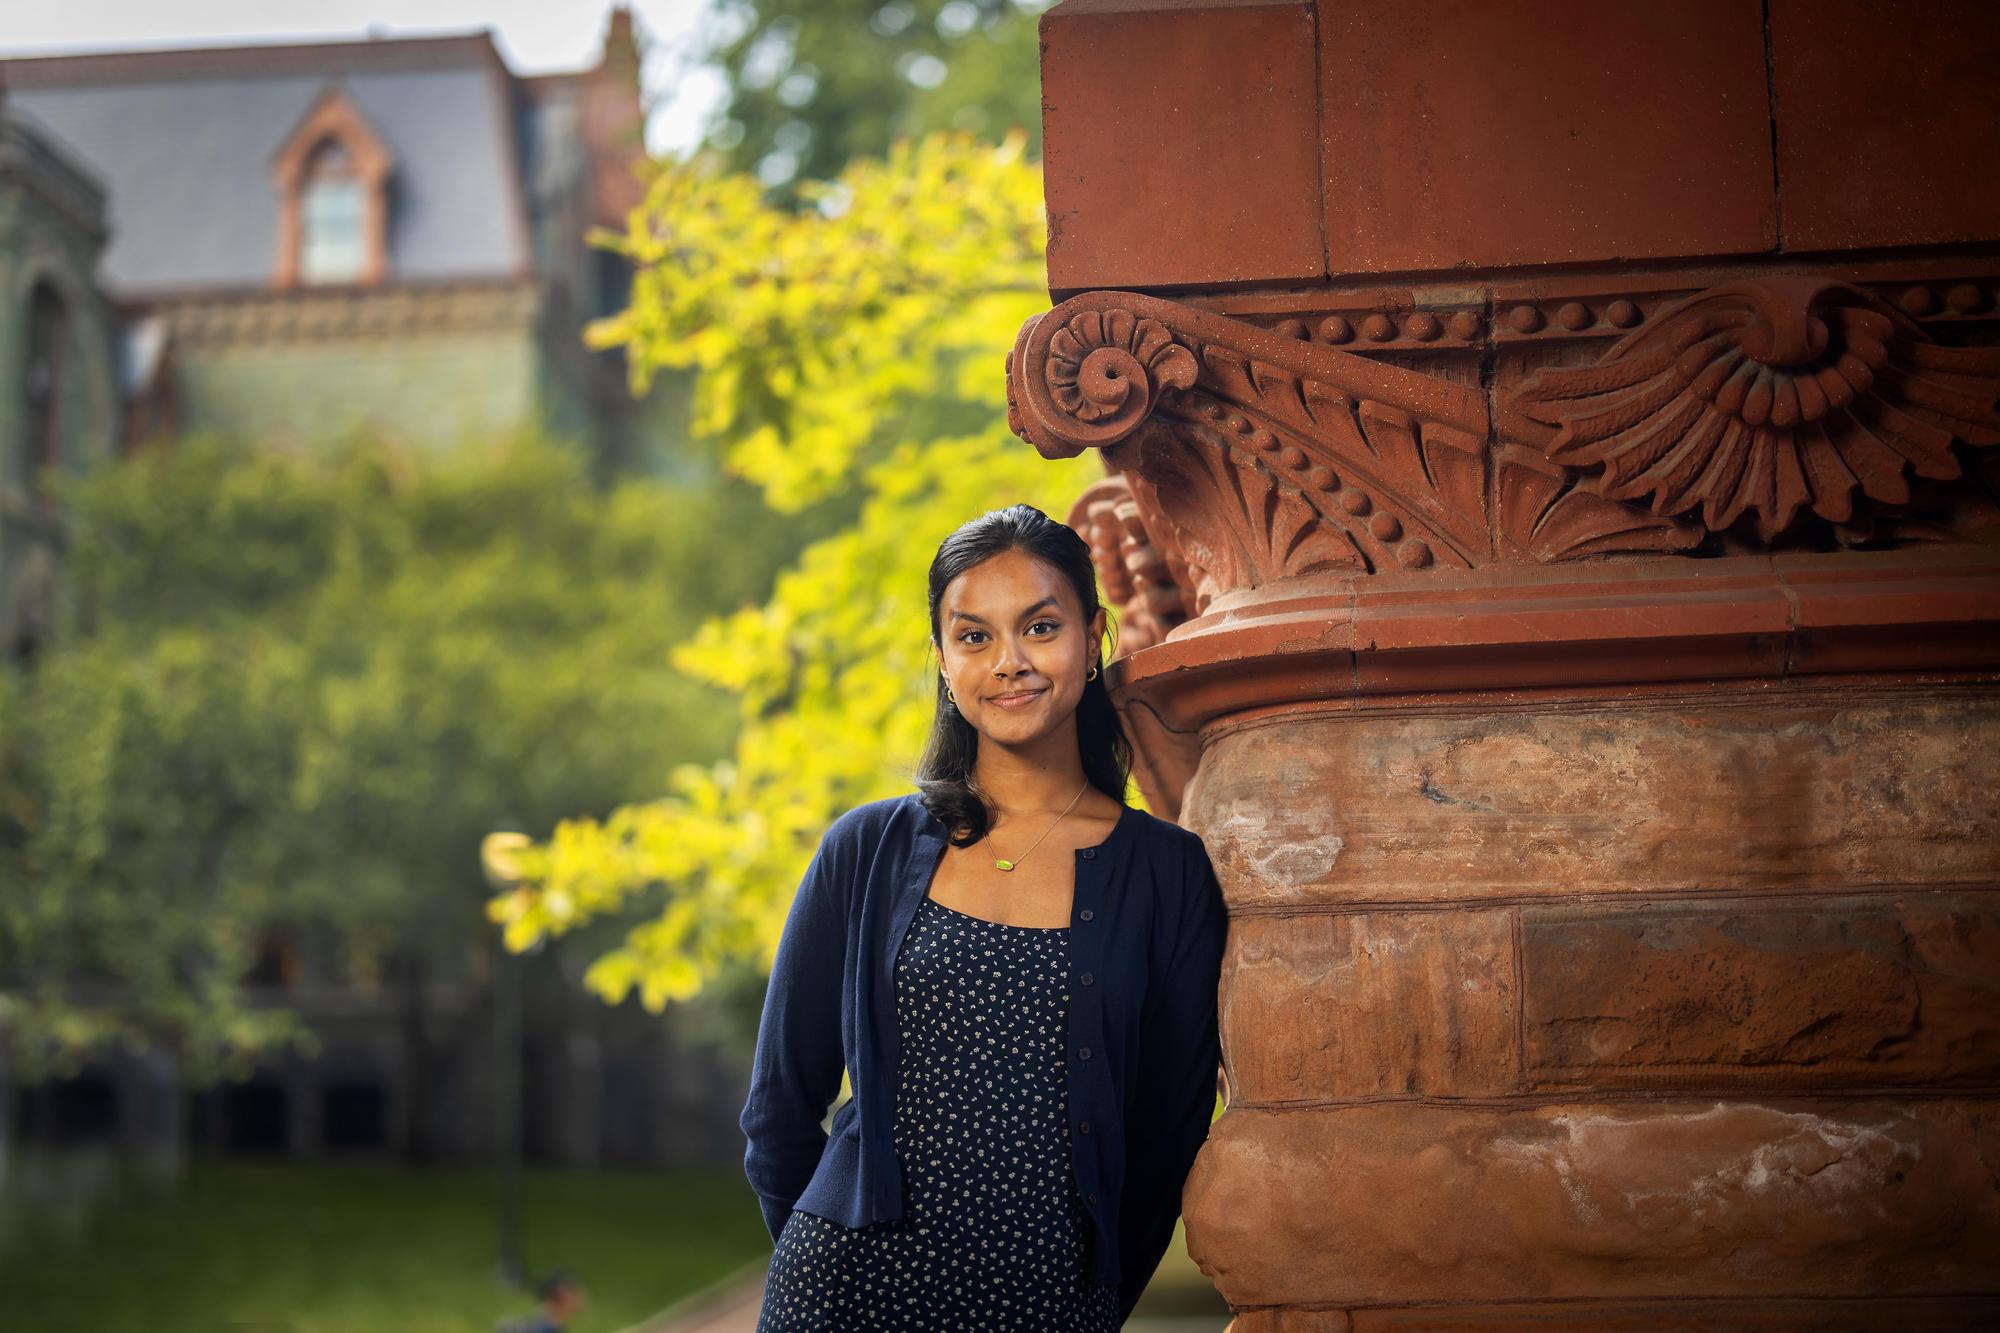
[739,791,1227,1325]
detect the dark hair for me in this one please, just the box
[916,503,1132,844]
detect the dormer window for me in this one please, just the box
[272,87,392,288]
[300,141,366,283]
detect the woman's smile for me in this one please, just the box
[989,687,1045,708]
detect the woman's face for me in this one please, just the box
[935,548,1104,745]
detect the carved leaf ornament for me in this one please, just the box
[1510,278,2000,539]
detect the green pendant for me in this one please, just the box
[994,858,1015,871]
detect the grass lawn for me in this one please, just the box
[0,1160,773,1332]
[0,1158,1232,1329]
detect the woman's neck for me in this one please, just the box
[971,745,1094,818]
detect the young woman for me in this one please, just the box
[742,503,1229,1330]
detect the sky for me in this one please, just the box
[0,0,730,156]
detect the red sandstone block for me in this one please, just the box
[1521,895,2000,1090]
[1183,1101,2000,1308]
[1184,695,2000,907]
[1223,909,1518,1102]
[1040,0,1325,293]
[1779,557,2000,675]
[1347,567,1794,694]
[1318,0,1775,274]
[1348,1296,2000,1330]
[1771,0,2000,251]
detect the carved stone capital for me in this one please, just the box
[1011,285,2000,616]
[1008,291,1698,613]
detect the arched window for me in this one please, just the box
[272,87,393,288]
[7,281,69,663]
[22,281,68,499]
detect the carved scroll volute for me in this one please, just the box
[1009,305,1198,459]
[1505,277,2000,540]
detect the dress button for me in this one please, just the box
[1079,1120,1092,1134]
[1078,1046,1092,1060]
[1080,972,1094,986]
[1080,848,1095,859]
[1087,1191,1099,1205]
[1079,909,1094,922]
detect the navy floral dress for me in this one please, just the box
[756,894,1122,1331]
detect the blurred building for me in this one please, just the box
[0,11,671,470]
[0,13,742,1174]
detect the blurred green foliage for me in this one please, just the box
[489,131,1104,1015]
[0,430,805,1081]
[694,0,1050,192]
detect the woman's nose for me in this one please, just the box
[995,635,1031,672]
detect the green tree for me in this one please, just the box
[0,429,799,1089]
[692,0,1051,191]
[488,132,1100,1013]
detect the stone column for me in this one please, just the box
[1017,4,2000,1324]
[1014,282,2000,1333]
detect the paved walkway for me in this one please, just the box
[626,1257,764,1333]
[629,1259,1231,1333]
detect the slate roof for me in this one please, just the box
[1,32,539,297]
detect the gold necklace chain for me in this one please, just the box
[986,779,1093,872]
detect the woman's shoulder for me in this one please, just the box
[821,792,925,849]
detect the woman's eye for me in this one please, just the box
[1030,620,1058,635]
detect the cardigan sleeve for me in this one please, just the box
[1115,835,1228,1325]
[739,824,851,1244]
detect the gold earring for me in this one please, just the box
[941,674,956,704]
[1085,663,1099,682]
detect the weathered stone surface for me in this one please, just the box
[1523,894,2000,1089]
[1183,1102,2000,1307]
[1040,0,1324,293]
[1185,694,2000,907]
[1223,910,1517,1103]
[1343,1296,2000,1330]
[1318,0,1775,274]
